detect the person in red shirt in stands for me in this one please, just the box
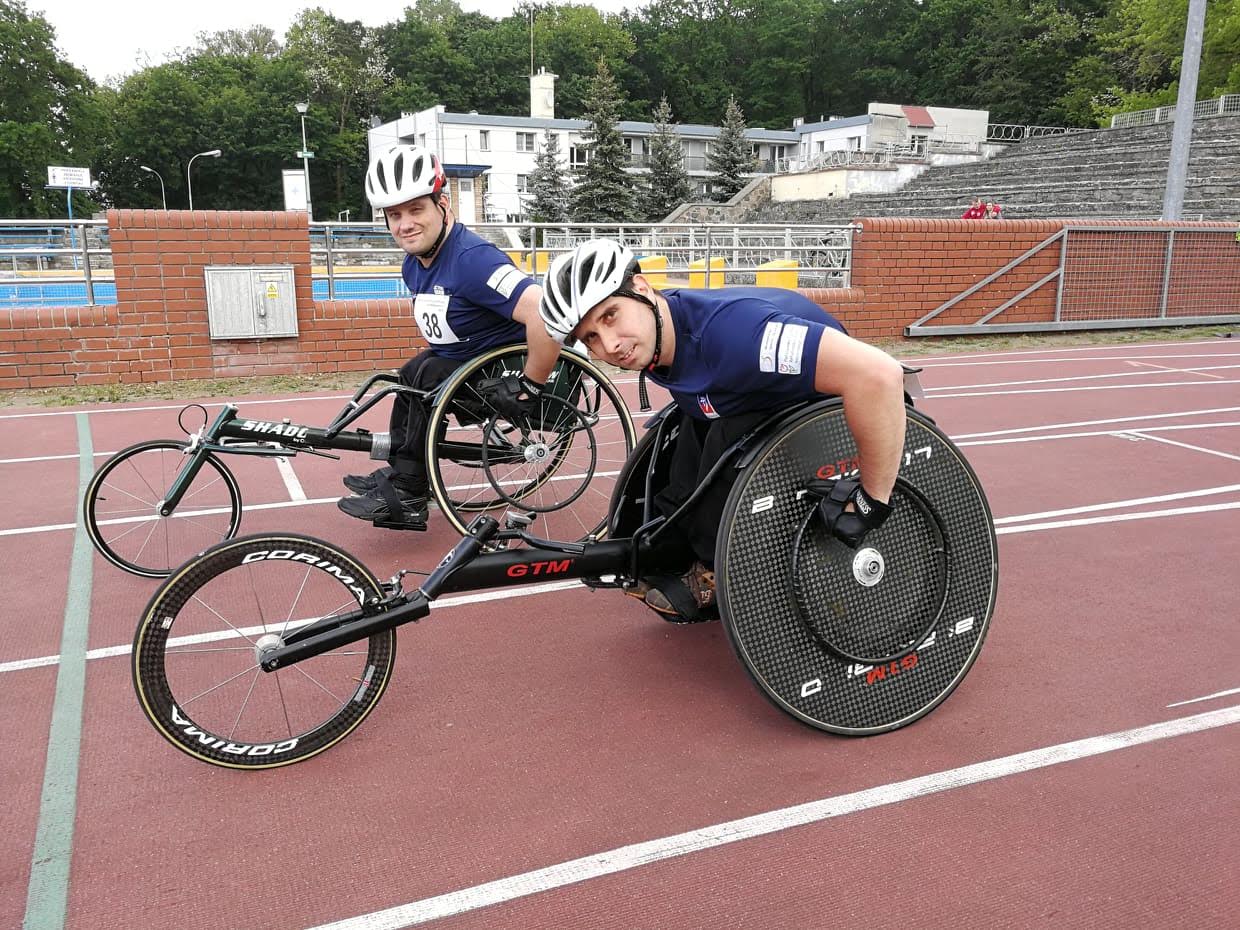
[985,201,1003,219]
[961,197,984,219]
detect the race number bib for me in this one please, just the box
[413,293,461,345]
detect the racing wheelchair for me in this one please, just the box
[131,389,999,769]
[83,344,635,577]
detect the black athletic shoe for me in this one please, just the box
[337,482,429,528]
[342,466,394,495]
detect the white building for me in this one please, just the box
[792,103,990,167]
[367,70,798,223]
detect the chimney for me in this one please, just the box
[530,67,557,119]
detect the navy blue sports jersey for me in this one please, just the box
[648,288,847,421]
[401,224,532,360]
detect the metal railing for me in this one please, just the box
[1110,94,1240,129]
[309,221,855,295]
[0,219,112,308]
[986,123,1092,143]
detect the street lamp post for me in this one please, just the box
[295,102,314,220]
[187,149,222,210]
[139,165,167,209]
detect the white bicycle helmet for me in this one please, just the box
[540,239,640,344]
[365,144,446,209]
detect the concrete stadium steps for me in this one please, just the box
[751,115,1240,223]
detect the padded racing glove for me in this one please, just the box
[805,477,893,549]
[489,374,546,422]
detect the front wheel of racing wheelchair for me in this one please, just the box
[610,397,999,736]
[424,343,636,543]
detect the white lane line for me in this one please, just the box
[1129,360,1226,380]
[952,406,1240,439]
[0,580,585,676]
[958,421,1240,448]
[909,343,1237,364]
[996,500,1240,535]
[926,364,1240,391]
[1123,430,1240,464]
[1167,688,1240,708]
[993,484,1240,525]
[929,379,1240,399]
[274,456,307,502]
[305,705,1240,930]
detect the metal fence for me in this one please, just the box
[985,123,1092,143]
[310,221,855,298]
[907,225,1240,336]
[0,220,112,308]
[1110,94,1240,129]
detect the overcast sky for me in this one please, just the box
[36,1,639,84]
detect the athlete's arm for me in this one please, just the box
[813,328,906,503]
[512,285,559,384]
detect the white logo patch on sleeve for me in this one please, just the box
[759,321,782,372]
[486,265,524,299]
[777,324,808,374]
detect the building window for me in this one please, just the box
[479,130,490,151]
[847,136,861,151]
[419,133,427,147]
[516,174,529,193]
[570,145,590,167]
[516,132,536,153]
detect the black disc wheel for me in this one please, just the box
[85,440,242,578]
[716,400,998,736]
[427,345,636,541]
[133,534,395,769]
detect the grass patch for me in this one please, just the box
[2,324,1235,409]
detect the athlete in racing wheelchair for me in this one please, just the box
[538,239,908,622]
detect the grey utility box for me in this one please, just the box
[204,265,298,339]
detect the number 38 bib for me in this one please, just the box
[413,293,461,345]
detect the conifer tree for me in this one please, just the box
[706,95,756,203]
[568,58,635,223]
[526,129,570,243]
[641,95,692,221]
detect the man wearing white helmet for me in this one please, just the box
[540,239,906,620]
[338,144,560,528]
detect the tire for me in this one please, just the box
[84,440,242,578]
[426,345,636,541]
[132,534,395,769]
[716,400,998,736]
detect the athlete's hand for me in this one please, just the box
[489,374,545,422]
[806,477,893,548]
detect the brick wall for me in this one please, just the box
[2,213,1236,390]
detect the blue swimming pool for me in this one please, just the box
[0,277,410,309]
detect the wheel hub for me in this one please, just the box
[254,632,284,664]
[851,547,885,587]
[523,441,551,464]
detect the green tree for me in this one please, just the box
[526,129,571,239]
[569,58,635,223]
[706,95,755,202]
[0,0,102,216]
[641,95,692,220]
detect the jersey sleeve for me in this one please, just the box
[453,244,534,319]
[698,298,828,396]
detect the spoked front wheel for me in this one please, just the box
[133,534,395,769]
[84,440,242,578]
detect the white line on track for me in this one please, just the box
[956,421,1240,447]
[1122,430,1240,463]
[906,339,1235,364]
[0,579,585,676]
[274,456,307,501]
[993,483,1240,525]
[303,705,1240,930]
[1167,688,1240,708]
[929,379,1240,399]
[951,406,1240,439]
[925,364,1240,391]
[914,352,1240,368]
[1128,360,1226,380]
[995,500,1240,535]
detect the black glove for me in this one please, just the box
[805,477,893,549]
[489,373,545,422]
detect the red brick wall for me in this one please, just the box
[3,213,1237,390]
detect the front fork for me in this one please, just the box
[158,405,239,516]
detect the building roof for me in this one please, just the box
[442,163,490,177]
[794,114,872,134]
[901,105,935,128]
[436,111,797,142]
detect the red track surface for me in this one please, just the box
[2,337,1237,929]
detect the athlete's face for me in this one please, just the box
[384,195,447,256]
[575,290,657,370]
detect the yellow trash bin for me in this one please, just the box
[636,254,669,288]
[756,259,799,289]
[688,256,726,289]
[505,250,529,272]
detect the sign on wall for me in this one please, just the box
[282,169,308,211]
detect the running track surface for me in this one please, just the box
[2,337,1237,929]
